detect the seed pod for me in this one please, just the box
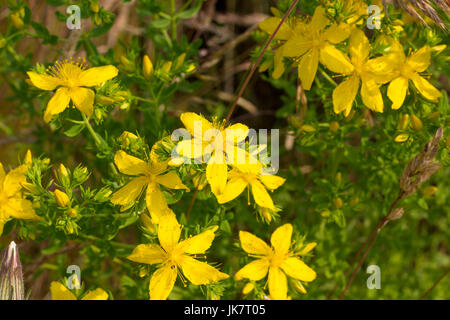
[0,242,25,300]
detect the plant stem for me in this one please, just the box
[185,187,199,222]
[170,0,177,41]
[82,113,102,147]
[420,268,450,299]
[225,0,300,123]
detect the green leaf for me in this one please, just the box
[64,124,85,137]
[176,0,203,19]
[149,19,170,29]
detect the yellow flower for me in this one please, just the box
[176,112,249,196]
[235,224,316,300]
[128,213,229,300]
[111,150,189,223]
[54,189,70,208]
[216,163,285,211]
[0,162,40,236]
[278,6,351,89]
[386,42,442,109]
[27,58,118,122]
[327,29,391,115]
[50,281,108,300]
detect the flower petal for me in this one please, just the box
[361,79,384,113]
[180,112,214,138]
[69,87,95,117]
[259,17,293,40]
[235,259,270,281]
[239,230,271,256]
[6,198,40,220]
[180,256,229,285]
[387,77,409,109]
[323,23,351,44]
[114,150,149,176]
[149,266,177,300]
[27,72,62,91]
[259,174,286,191]
[206,154,228,196]
[310,6,329,31]
[298,48,319,90]
[177,226,218,254]
[283,36,310,58]
[157,212,181,252]
[3,164,27,197]
[349,28,370,61]
[281,257,316,282]
[407,46,431,73]
[225,123,249,144]
[320,44,354,74]
[78,65,118,87]
[270,224,292,255]
[146,183,170,223]
[155,172,189,191]
[50,282,76,300]
[81,288,109,300]
[216,175,247,204]
[251,179,275,210]
[268,267,288,300]
[111,176,148,206]
[411,74,442,102]
[44,87,70,123]
[272,45,287,79]
[128,244,166,265]
[332,75,360,115]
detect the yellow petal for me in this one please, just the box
[180,112,214,138]
[180,256,229,285]
[114,150,149,176]
[283,36,310,58]
[155,172,189,191]
[239,230,271,255]
[299,242,317,255]
[320,44,354,74]
[272,45,286,79]
[310,6,329,31]
[27,72,62,91]
[407,46,431,73]
[177,226,218,254]
[146,183,170,223]
[387,77,409,109]
[270,224,292,255]
[3,165,27,197]
[0,220,5,236]
[157,212,181,252]
[81,288,109,300]
[69,87,95,117]
[78,65,119,87]
[0,162,5,184]
[250,179,275,210]
[332,75,360,115]
[7,198,40,220]
[44,87,70,123]
[176,139,206,159]
[411,74,442,102]
[235,259,270,281]
[259,17,293,40]
[50,282,77,300]
[361,79,384,113]
[281,257,316,281]
[225,123,249,144]
[128,244,166,265]
[323,23,351,44]
[259,174,285,191]
[111,176,148,206]
[216,175,247,204]
[268,267,288,300]
[206,154,228,196]
[149,266,177,300]
[349,28,370,61]
[298,49,319,90]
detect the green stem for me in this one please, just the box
[79,233,134,249]
[319,67,337,87]
[82,113,102,146]
[170,0,177,41]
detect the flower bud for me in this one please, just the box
[300,125,316,133]
[68,208,78,218]
[10,13,24,29]
[119,131,138,147]
[0,241,24,300]
[397,114,409,130]
[242,283,254,295]
[90,1,100,13]
[59,164,69,178]
[329,121,340,133]
[96,95,115,106]
[335,172,342,186]
[387,207,404,221]
[292,280,307,294]
[142,55,154,79]
[333,197,343,209]
[54,189,70,207]
[320,211,330,217]
[395,133,409,143]
[421,186,437,196]
[410,115,423,131]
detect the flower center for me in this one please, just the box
[269,252,287,268]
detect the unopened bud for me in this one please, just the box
[68,208,78,218]
[0,242,24,300]
[96,95,115,106]
[334,197,343,209]
[410,115,423,131]
[398,114,409,130]
[59,164,69,178]
[142,55,154,79]
[300,125,316,133]
[90,1,100,13]
[292,280,307,294]
[421,186,437,196]
[54,189,70,208]
[395,133,409,143]
[330,121,340,133]
[10,13,24,29]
